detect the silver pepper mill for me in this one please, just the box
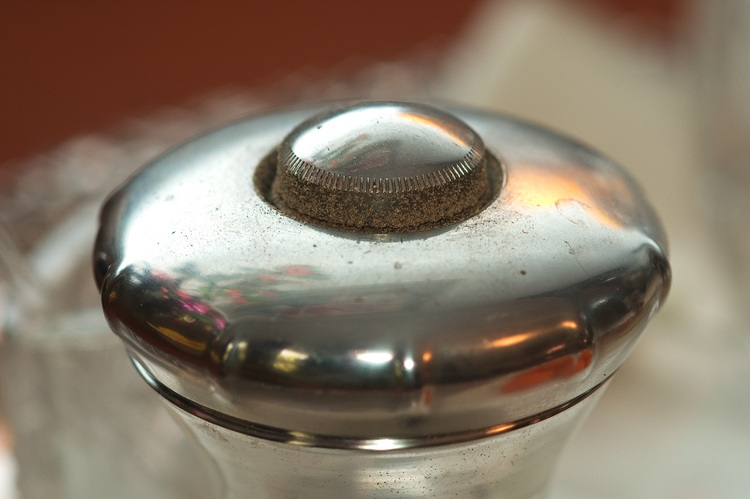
[94,101,670,498]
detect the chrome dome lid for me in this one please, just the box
[94,101,670,449]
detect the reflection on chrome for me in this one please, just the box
[354,350,394,365]
[272,348,310,373]
[358,438,400,452]
[289,103,477,177]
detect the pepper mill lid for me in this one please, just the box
[94,101,670,450]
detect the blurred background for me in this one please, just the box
[3,0,750,498]
[0,0,684,172]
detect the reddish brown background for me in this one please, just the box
[0,0,686,170]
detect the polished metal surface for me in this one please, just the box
[94,101,670,448]
[272,102,491,231]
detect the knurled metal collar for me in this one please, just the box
[271,102,493,232]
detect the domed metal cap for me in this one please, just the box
[94,101,670,450]
[272,102,490,232]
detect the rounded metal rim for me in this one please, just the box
[132,355,609,452]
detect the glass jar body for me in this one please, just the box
[165,386,606,499]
